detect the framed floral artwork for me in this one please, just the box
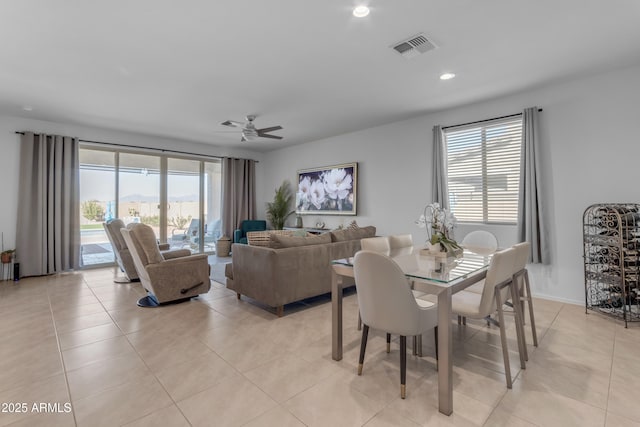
[296,162,357,215]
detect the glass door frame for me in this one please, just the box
[79,144,221,269]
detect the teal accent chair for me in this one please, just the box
[234,220,267,244]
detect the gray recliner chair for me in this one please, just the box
[104,219,175,283]
[120,223,211,307]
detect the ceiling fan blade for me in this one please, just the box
[256,126,282,133]
[221,120,245,128]
[257,133,283,140]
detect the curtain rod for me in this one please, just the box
[441,108,543,130]
[14,131,259,163]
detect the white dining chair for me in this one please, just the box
[450,247,526,388]
[461,230,498,255]
[461,230,499,298]
[386,233,434,356]
[361,236,391,253]
[354,250,439,399]
[389,234,413,249]
[358,236,428,355]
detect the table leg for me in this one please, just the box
[332,269,344,361]
[437,287,453,415]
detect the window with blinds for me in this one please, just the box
[445,116,522,224]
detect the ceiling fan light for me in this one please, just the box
[440,72,456,80]
[242,131,257,141]
[353,6,370,18]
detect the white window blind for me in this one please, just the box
[445,116,522,224]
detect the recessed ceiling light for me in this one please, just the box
[22,106,33,112]
[440,73,456,80]
[353,5,370,18]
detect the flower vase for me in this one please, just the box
[428,242,442,254]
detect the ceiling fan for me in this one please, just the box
[220,115,283,142]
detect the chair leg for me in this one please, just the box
[524,270,539,347]
[358,325,369,375]
[463,316,466,325]
[511,276,529,364]
[236,293,241,300]
[495,291,513,389]
[457,315,462,325]
[520,288,526,326]
[417,335,423,357]
[400,336,407,399]
[358,311,362,331]
[386,333,391,353]
[276,306,284,317]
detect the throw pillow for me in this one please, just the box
[330,229,350,242]
[353,225,376,239]
[330,225,376,242]
[247,230,293,246]
[270,233,332,249]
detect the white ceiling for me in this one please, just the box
[1,1,640,152]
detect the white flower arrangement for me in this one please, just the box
[415,202,461,252]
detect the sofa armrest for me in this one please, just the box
[145,255,211,301]
[158,253,209,265]
[161,249,192,260]
[228,244,278,302]
[233,229,243,244]
[158,243,171,251]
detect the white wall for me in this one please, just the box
[260,62,640,304]
[0,114,263,252]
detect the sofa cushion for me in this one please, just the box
[270,232,332,249]
[330,225,376,242]
[330,229,352,242]
[353,225,376,239]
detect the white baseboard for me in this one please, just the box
[530,292,583,306]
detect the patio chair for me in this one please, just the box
[170,218,200,248]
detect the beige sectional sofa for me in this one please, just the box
[225,226,375,316]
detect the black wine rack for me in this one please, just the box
[583,203,640,327]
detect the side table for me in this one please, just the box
[283,226,331,235]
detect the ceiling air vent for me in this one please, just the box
[391,33,437,59]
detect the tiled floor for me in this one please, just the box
[0,267,638,427]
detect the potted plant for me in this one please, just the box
[266,181,294,230]
[1,249,15,264]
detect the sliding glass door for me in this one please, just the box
[118,153,161,236]
[79,150,116,266]
[203,161,223,252]
[78,148,222,267]
[167,158,201,252]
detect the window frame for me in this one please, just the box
[444,115,523,225]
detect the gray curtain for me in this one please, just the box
[518,107,549,264]
[221,158,256,238]
[431,125,449,210]
[16,132,80,276]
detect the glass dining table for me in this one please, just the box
[331,247,492,416]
